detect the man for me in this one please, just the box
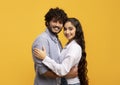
[32,7,77,85]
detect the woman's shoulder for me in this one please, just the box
[69,40,82,51]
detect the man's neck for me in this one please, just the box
[48,28,58,38]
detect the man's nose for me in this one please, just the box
[56,22,61,26]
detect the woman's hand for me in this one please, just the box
[33,46,46,60]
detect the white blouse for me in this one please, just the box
[42,40,82,84]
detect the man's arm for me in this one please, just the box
[65,66,78,78]
[33,37,56,78]
[43,66,77,79]
[43,70,60,78]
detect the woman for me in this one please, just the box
[34,18,88,85]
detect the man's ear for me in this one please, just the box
[46,22,49,26]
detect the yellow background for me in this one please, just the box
[0,0,120,85]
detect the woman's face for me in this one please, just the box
[64,21,76,41]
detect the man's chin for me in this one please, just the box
[53,32,59,35]
[53,30,61,34]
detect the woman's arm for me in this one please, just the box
[34,44,82,76]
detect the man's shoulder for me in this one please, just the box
[33,32,50,44]
[36,32,49,40]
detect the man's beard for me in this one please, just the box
[48,26,61,35]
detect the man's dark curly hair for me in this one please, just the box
[45,7,68,26]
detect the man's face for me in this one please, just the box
[48,18,63,34]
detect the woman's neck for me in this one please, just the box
[66,39,74,45]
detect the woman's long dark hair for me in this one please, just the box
[66,18,88,85]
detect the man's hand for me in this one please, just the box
[65,66,78,78]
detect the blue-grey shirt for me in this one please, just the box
[32,28,62,85]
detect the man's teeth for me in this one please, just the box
[54,28,59,30]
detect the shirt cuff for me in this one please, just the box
[42,56,51,63]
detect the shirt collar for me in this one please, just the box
[45,28,58,43]
[64,40,76,49]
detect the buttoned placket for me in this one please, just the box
[53,39,61,85]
